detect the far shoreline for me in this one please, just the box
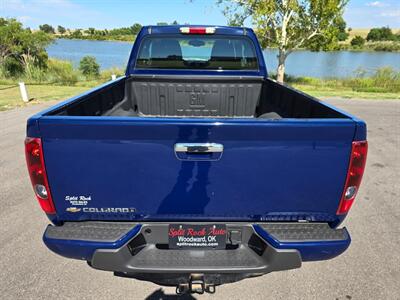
[52,37,400,53]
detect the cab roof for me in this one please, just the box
[141,25,254,36]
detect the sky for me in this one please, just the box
[1,0,399,30]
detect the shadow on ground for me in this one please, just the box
[145,288,197,300]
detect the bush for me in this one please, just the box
[277,67,400,94]
[24,64,47,82]
[79,56,100,78]
[1,57,24,77]
[351,36,365,47]
[371,41,400,52]
[70,29,83,39]
[337,67,400,93]
[370,67,400,92]
[100,67,124,81]
[337,31,349,42]
[47,59,78,85]
[367,27,395,41]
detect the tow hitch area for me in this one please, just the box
[176,274,215,295]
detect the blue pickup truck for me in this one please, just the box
[25,26,368,294]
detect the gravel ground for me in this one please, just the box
[0,98,398,300]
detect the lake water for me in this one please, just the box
[47,39,400,78]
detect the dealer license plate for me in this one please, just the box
[168,224,227,249]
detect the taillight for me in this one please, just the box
[25,137,56,214]
[180,27,216,34]
[337,141,368,214]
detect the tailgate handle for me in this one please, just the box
[174,143,223,161]
[175,143,223,153]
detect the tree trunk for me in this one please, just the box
[276,50,286,83]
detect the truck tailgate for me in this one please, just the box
[38,117,355,222]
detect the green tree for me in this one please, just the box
[130,23,142,34]
[86,27,96,35]
[366,27,395,41]
[79,56,100,77]
[70,29,83,38]
[336,17,348,41]
[218,0,348,83]
[0,18,53,75]
[57,25,66,34]
[39,24,55,34]
[351,35,365,47]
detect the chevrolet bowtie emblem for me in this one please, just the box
[66,207,81,213]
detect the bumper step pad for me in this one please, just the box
[133,247,261,269]
[259,223,348,242]
[45,222,137,242]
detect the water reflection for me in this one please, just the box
[157,126,211,215]
[263,49,400,77]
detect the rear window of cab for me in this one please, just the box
[135,35,258,71]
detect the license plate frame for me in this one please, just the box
[168,224,227,249]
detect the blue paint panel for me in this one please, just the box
[253,225,351,261]
[43,224,141,260]
[38,117,355,224]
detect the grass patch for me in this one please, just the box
[0,58,126,110]
[341,41,400,52]
[291,84,400,100]
[274,67,400,98]
[0,84,94,111]
[0,58,125,110]
[0,58,124,86]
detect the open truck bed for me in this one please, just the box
[25,25,367,294]
[46,76,346,119]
